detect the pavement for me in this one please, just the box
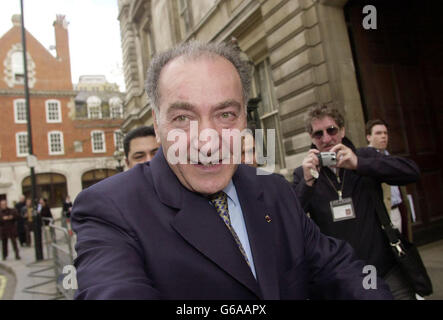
[0,234,442,300]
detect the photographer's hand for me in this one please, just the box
[302,149,320,186]
[331,144,358,170]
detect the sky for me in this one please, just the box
[0,0,125,91]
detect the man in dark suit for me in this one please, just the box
[71,41,392,300]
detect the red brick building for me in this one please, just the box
[0,15,124,210]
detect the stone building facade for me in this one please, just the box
[117,0,443,243]
[0,15,124,212]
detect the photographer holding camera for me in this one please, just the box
[292,105,420,300]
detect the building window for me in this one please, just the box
[22,173,67,208]
[87,96,102,119]
[48,131,64,155]
[14,99,27,123]
[16,132,28,157]
[4,44,36,88]
[252,58,286,170]
[81,169,118,189]
[12,51,25,84]
[109,97,123,119]
[91,130,106,153]
[114,130,124,151]
[46,100,62,123]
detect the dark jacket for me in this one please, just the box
[0,207,19,238]
[40,206,53,225]
[72,148,393,300]
[292,137,420,276]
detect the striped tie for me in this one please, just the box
[209,191,251,268]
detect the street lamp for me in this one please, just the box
[113,150,124,172]
[20,0,43,261]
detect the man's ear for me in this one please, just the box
[366,134,372,144]
[125,158,130,168]
[152,110,160,143]
[340,126,346,139]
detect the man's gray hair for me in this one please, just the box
[145,40,252,116]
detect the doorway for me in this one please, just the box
[345,0,443,244]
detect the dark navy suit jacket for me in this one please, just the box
[71,150,393,299]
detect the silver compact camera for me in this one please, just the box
[317,152,337,167]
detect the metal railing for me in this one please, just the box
[48,222,76,300]
[22,218,76,300]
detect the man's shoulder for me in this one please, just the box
[356,146,379,157]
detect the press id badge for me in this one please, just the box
[330,197,356,222]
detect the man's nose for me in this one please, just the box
[321,131,332,143]
[191,119,220,150]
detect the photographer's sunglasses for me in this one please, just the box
[312,126,339,139]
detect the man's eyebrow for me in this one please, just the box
[132,151,147,157]
[213,99,242,112]
[167,102,196,113]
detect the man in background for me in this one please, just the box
[123,125,160,169]
[0,199,20,260]
[366,119,412,237]
[293,105,420,299]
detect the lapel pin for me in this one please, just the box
[265,214,272,223]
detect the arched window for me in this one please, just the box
[87,96,102,119]
[4,43,36,88]
[22,173,67,208]
[81,169,118,189]
[12,51,24,84]
[109,96,123,119]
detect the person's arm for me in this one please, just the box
[72,188,160,299]
[292,149,320,210]
[356,147,420,185]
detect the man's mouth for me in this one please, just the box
[193,162,223,171]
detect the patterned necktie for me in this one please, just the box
[209,191,251,268]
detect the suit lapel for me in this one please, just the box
[171,189,261,297]
[150,151,261,298]
[233,166,280,299]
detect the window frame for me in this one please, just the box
[15,131,28,157]
[91,130,106,153]
[12,51,25,84]
[114,130,124,152]
[87,96,102,119]
[14,99,27,124]
[47,130,65,155]
[110,98,123,119]
[45,99,62,123]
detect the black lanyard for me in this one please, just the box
[323,168,346,200]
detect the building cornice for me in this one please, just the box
[0,88,77,97]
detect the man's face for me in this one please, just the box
[125,136,160,168]
[367,124,388,150]
[0,200,6,209]
[153,55,247,195]
[310,116,345,152]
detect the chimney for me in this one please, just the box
[53,15,72,80]
[12,14,21,27]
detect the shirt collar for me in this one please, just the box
[222,180,239,208]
